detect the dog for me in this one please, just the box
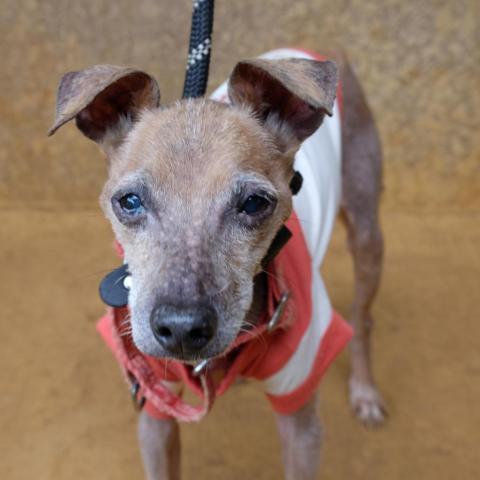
[49,47,385,479]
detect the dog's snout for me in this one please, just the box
[150,303,217,355]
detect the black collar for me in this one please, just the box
[99,171,303,308]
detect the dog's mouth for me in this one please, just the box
[162,343,226,364]
[143,334,237,365]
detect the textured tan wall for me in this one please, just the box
[1,0,478,211]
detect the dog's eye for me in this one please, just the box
[240,195,270,215]
[118,193,144,215]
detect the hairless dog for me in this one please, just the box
[49,47,385,479]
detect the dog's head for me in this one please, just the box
[49,58,337,361]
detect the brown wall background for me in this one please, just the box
[0,0,479,212]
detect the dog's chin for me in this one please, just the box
[131,329,239,363]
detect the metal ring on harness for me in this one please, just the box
[129,374,146,411]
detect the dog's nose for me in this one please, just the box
[150,303,217,354]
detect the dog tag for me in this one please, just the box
[99,264,130,308]
[192,359,210,377]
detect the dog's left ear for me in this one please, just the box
[228,58,338,150]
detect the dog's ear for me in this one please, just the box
[228,58,338,150]
[48,65,160,152]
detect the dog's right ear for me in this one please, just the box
[48,65,160,153]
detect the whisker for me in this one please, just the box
[163,357,170,379]
[260,268,282,283]
[119,328,132,338]
[241,322,267,342]
[118,317,131,327]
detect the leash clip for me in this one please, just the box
[268,290,291,332]
[192,359,210,377]
[129,375,146,411]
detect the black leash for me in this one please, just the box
[183,0,215,98]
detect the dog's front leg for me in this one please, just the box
[138,411,181,480]
[275,396,322,480]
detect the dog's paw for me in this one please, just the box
[349,378,387,427]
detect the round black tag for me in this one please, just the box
[99,264,130,308]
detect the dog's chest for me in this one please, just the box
[210,47,342,269]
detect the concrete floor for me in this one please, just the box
[2,209,479,479]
